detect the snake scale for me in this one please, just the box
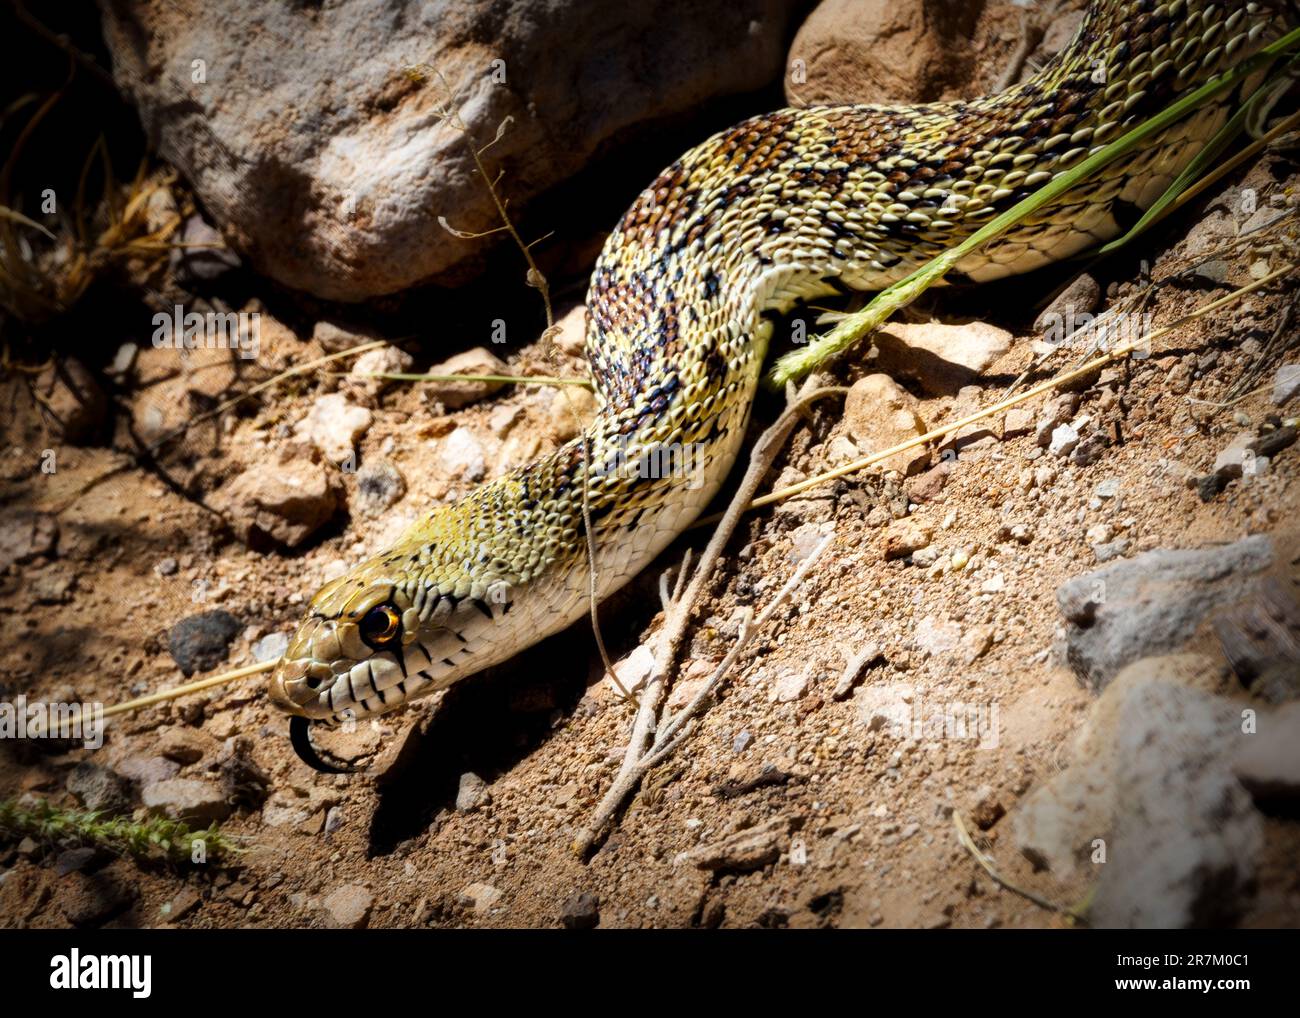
[270,1,1294,741]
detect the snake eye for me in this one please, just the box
[359,604,401,649]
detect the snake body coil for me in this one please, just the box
[271,1,1292,726]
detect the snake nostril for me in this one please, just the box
[305,674,324,689]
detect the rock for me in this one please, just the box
[156,727,217,766]
[66,763,133,815]
[1034,273,1102,339]
[313,320,378,354]
[1232,702,1300,806]
[0,512,58,569]
[959,625,993,665]
[1091,679,1260,928]
[872,321,1011,396]
[141,778,232,825]
[321,884,374,929]
[882,519,931,560]
[252,631,290,663]
[559,891,600,930]
[354,459,407,515]
[455,772,490,812]
[1002,406,1036,439]
[158,887,202,923]
[438,428,486,481]
[167,610,242,676]
[34,359,108,444]
[218,459,341,549]
[546,385,599,443]
[789,520,834,561]
[914,615,960,656]
[423,348,510,409]
[1091,539,1131,563]
[349,344,414,388]
[842,374,929,475]
[1069,432,1107,467]
[773,668,810,703]
[295,393,373,464]
[1272,363,1300,406]
[170,214,241,284]
[458,882,502,913]
[677,815,790,872]
[904,460,952,502]
[1035,394,1080,447]
[56,872,135,927]
[1056,536,1274,689]
[1014,654,1260,929]
[1210,576,1300,686]
[55,846,102,876]
[1094,477,1120,499]
[1047,423,1079,458]
[611,643,657,696]
[101,1,803,301]
[112,754,181,786]
[1212,431,1256,476]
[549,304,589,358]
[786,0,982,105]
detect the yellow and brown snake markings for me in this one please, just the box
[269,2,1294,738]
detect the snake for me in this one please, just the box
[269,1,1295,756]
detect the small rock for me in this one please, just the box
[1034,272,1102,338]
[313,320,377,354]
[167,610,241,676]
[66,764,133,821]
[959,625,993,665]
[349,345,414,388]
[559,891,600,930]
[842,374,929,475]
[0,512,58,569]
[882,520,931,560]
[1271,363,1300,407]
[914,615,961,656]
[1002,406,1036,439]
[970,786,1005,830]
[424,348,509,409]
[549,305,589,358]
[171,214,241,283]
[873,321,1011,395]
[438,428,486,481]
[1048,423,1079,458]
[354,459,407,515]
[678,816,790,872]
[732,730,753,753]
[156,727,216,766]
[251,631,290,663]
[141,777,232,825]
[773,668,810,703]
[321,884,373,929]
[158,887,202,922]
[55,847,101,876]
[56,872,134,928]
[1233,702,1300,806]
[1095,478,1120,499]
[218,460,340,549]
[455,772,490,812]
[458,882,502,913]
[294,393,373,464]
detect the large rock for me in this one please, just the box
[786,0,982,106]
[99,0,805,301]
[217,459,342,549]
[1056,536,1274,690]
[1013,655,1262,928]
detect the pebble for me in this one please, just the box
[141,777,232,825]
[458,882,503,912]
[732,730,753,753]
[167,610,241,677]
[1048,423,1079,458]
[321,884,374,929]
[66,763,133,815]
[559,892,600,930]
[1095,478,1120,499]
[252,631,290,663]
[455,772,490,812]
[1272,363,1300,407]
[914,615,961,656]
[423,348,509,409]
[439,428,486,482]
[294,393,373,463]
[354,459,407,515]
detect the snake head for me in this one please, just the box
[269,543,515,726]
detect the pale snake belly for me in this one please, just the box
[269,1,1294,741]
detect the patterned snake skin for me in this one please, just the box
[270,1,1294,730]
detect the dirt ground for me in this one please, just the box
[1,7,1299,930]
